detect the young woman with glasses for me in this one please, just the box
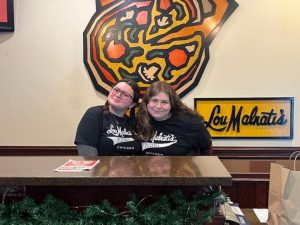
[75,79,142,156]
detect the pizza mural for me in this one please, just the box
[83,0,238,97]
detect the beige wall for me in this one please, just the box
[0,0,299,146]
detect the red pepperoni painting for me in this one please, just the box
[84,0,238,97]
[0,0,14,32]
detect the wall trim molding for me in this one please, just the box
[0,146,299,159]
[0,146,77,156]
[213,146,300,159]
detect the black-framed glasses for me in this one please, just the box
[111,87,133,100]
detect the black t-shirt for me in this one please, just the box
[75,106,141,156]
[141,112,212,156]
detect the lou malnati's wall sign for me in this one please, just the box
[194,98,294,139]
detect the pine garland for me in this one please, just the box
[0,189,226,225]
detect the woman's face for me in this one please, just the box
[108,82,135,113]
[147,91,171,121]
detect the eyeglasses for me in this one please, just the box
[111,87,133,100]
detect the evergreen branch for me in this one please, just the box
[0,190,226,225]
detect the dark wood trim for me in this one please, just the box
[0,146,298,158]
[213,146,300,159]
[222,180,270,208]
[231,173,269,180]
[0,146,77,156]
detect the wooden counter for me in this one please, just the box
[0,156,230,225]
[0,156,231,186]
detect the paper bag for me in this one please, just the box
[268,162,300,225]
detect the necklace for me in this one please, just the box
[112,114,126,126]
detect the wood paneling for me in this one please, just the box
[1,146,299,158]
[213,146,300,159]
[222,181,269,208]
[256,183,268,208]
[1,145,297,208]
[0,146,77,156]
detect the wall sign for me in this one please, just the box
[0,0,14,32]
[194,98,294,139]
[83,0,238,97]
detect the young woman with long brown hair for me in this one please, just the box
[136,81,212,156]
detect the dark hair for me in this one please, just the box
[136,81,200,140]
[103,79,140,118]
[121,79,140,104]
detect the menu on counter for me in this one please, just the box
[54,159,100,172]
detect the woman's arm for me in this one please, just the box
[77,144,98,156]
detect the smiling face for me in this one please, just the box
[107,82,135,116]
[147,91,171,121]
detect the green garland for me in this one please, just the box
[0,189,226,225]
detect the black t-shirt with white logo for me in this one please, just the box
[142,112,212,156]
[75,106,142,156]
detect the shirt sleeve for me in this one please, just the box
[77,144,98,156]
[187,116,212,155]
[74,107,102,148]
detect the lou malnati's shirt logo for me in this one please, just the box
[142,131,178,150]
[195,98,293,139]
[107,125,134,145]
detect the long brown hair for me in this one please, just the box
[136,81,201,140]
